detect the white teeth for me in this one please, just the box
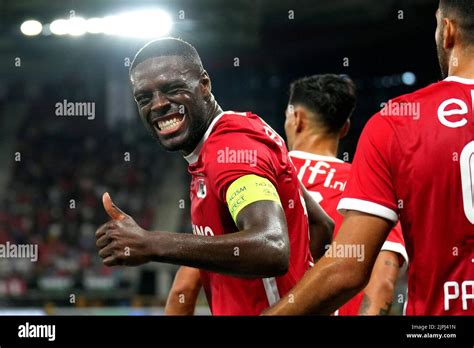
[157,117,182,131]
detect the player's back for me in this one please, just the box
[290,151,407,315]
[371,76,474,314]
[289,151,351,234]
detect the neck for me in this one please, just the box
[292,132,339,158]
[179,97,223,157]
[208,99,224,121]
[449,47,474,79]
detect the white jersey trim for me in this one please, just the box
[381,241,409,277]
[289,151,345,163]
[184,111,227,164]
[444,76,474,85]
[262,277,280,306]
[337,198,399,223]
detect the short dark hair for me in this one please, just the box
[440,0,474,44]
[130,37,204,73]
[288,74,356,134]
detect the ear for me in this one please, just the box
[339,119,351,140]
[293,106,306,133]
[443,18,456,49]
[200,70,212,100]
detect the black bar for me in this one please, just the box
[0,316,472,346]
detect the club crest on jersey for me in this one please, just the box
[197,179,207,199]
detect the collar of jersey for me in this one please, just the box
[289,150,345,163]
[444,76,474,84]
[184,111,227,164]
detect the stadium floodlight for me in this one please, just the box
[402,72,417,86]
[50,19,69,35]
[86,18,105,34]
[68,17,87,36]
[29,9,172,38]
[103,10,172,38]
[20,20,43,36]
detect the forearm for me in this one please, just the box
[309,222,333,260]
[263,212,393,315]
[263,257,366,315]
[147,228,289,278]
[165,287,200,315]
[300,181,334,260]
[358,285,394,316]
[165,266,202,315]
[358,251,399,315]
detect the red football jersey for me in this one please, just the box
[185,111,313,315]
[289,151,407,315]
[338,76,474,315]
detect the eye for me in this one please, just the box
[136,95,151,107]
[167,85,186,94]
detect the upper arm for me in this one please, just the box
[330,116,402,290]
[331,210,393,287]
[235,200,289,246]
[226,174,289,247]
[337,115,400,223]
[223,174,290,272]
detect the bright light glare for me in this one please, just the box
[48,9,172,38]
[86,18,105,34]
[20,20,43,36]
[105,10,172,38]
[68,17,87,36]
[402,72,417,86]
[50,19,69,35]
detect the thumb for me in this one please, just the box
[102,192,126,220]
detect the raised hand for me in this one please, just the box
[95,192,151,266]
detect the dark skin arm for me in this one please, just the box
[300,181,334,260]
[160,182,334,315]
[165,266,202,315]
[358,250,400,315]
[96,193,289,278]
[262,211,392,315]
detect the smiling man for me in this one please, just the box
[95,38,333,315]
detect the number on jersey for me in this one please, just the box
[460,141,474,224]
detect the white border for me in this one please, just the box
[381,241,409,277]
[337,198,399,223]
[262,277,280,306]
[444,76,474,85]
[289,151,345,163]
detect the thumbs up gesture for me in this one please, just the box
[96,192,151,266]
[102,192,126,221]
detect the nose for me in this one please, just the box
[150,91,171,115]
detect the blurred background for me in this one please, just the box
[0,0,440,315]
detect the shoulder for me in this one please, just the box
[204,111,283,152]
[211,111,267,136]
[389,80,450,105]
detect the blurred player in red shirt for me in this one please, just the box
[286,74,408,315]
[265,0,474,316]
[95,38,333,315]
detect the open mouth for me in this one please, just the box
[152,112,186,135]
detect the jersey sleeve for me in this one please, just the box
[337,114,400,223]
[204,130,281,206]
[381,222,409,274]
